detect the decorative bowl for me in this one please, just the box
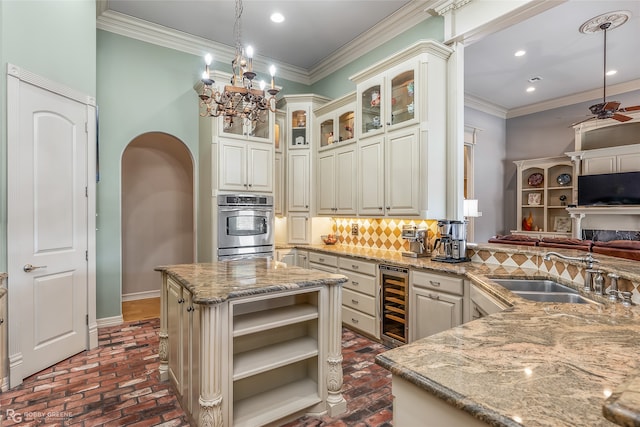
[321,235,337,245]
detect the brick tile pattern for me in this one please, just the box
[0,321,392,427]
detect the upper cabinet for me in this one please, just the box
[350,40,452,218]
[357,61,418,139]
[316,93,356,149]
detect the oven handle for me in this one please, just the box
[218,207,273,214]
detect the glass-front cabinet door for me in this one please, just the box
[338,109,355,143]
[389,69,415,127]
[360,80,383,138]
[219,111,272,142]
[320,117,334,147]
[290,109,308,148]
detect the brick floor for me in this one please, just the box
[0,320,392,426]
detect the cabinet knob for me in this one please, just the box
[248,184,252,187]
[0,318,4,325]
[386,122,391,126]
[178,298,185,304]
[378,207,383,210]
[305,205,309,209]
[386,206,390,210]
[186,306,194,312]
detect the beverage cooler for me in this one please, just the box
[380,265,409,347]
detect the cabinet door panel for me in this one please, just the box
[583,156,615,175]
[219,141,246,190]
[287,152,309,212]
[358,137,384,215]
[288,214,309,244]
[335,148,357,215]
[247,143,272,192]
[274,153,283,215]
[317,152,336,215]
[167,280,183,393]
[386,129,420,215]
[617,152,640,172]
[412,290,462,342]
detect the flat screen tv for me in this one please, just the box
[578,171,640,206]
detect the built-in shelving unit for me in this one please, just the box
[231,291,322,427]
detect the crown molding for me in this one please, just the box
[96,10,310,85]
[464,94,507,118]
[506,79,640,119]
[308,0,438,84]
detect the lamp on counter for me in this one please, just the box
[197,0,280,127]
[463,199,480,219]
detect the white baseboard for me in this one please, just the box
[122,290,161,302]
[96,315,124,328]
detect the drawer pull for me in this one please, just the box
[352,281,359,286]
[319,258,325,262]
[351,299,359,305]
[352,264,359,269]
[430,280,441,287]
[351,318,359,324]
[428,293,440,300]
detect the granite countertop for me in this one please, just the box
[155,258,347,305]
[281,243,640,426]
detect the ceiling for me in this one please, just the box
[103,0,640,116]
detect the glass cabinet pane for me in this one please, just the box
[274,121,281,150]
[320,118,334,147]
[339,111,355,142]
[221,116,244,137]
[391,70,414,126]
[251,112,270,139]
[361,84,382,135]
[291,109,307,146]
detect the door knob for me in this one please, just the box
[23,264,47,272]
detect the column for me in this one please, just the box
[199,304,224,426]
[326,283,347,416]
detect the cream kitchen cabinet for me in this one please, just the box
[358,127,420,217]
[287,150,310,213]
[351,40,451,219]
[315,93,356,149]
[288,214,310,245]
[317,141,357,216]
[295,249,309,268]
[276,248,296,266]
[568,143,640,175]
[308,252,338,273]
[410,270,464,342]
[166,277,201,419]
[338,257,379,340]
[218,139,273,193]
[274,152,284,215]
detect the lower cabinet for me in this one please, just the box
[296,250,309,268]
[308,252,338,273]
[276,248,296,266]
[166,277,201,419]
[338,257,379,339]
[410,270,464,342]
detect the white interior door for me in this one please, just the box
[8,75,89,382]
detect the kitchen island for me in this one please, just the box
[156,259,348,427]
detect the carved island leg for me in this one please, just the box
[199,304,224,427]
[159,273,169,381]
[326,283,347,416]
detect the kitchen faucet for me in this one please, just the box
[542,252,600,292]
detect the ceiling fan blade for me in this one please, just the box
[611,113,632,122]
[620,105,640,112]
[570,116,596,127]
[603,101,621,111]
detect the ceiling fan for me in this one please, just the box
[572,19,640,126]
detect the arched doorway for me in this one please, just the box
[121,132,194,302]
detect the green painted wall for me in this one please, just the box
[310,18,444,98]
[0,0,96,272]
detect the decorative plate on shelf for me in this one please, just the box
[527,172,544,187]
[556,173,572,186]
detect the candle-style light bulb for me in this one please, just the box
[246,46,254,72]
[269,65,276,89]
[259,80,266,91]
[204,53,212,66]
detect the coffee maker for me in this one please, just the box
[433,220,470,263]
[401,225,430,258]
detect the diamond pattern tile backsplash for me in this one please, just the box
[333,218,438,251]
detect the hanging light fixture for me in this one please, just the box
[198,0,280,127]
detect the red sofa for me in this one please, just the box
[591,240,640,261]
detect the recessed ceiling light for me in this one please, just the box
[270,12,284,23]
[526,86,536,93]
[606,69,617,76]
[514,50,526,57]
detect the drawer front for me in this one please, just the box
[308,262,338,273]
[341,270,377,297]
[343,288,376,316]
[411,270,464,295]
[308,252,338,267]
[342,306,377,337]
[338,257,377,276]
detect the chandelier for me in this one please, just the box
[198,0,280,127]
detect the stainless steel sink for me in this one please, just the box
[490,278,599,304]
[490,279,576,293]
